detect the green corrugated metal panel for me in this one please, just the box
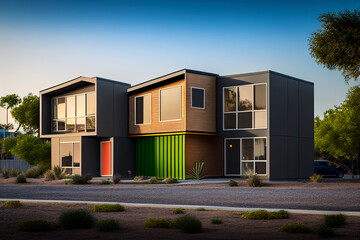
[135,134,185,179]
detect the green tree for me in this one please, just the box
[1,137,17,159]
[309,9,360,83]
[315,86,360,176]
[0,94,21,126]
[10,134,51,169]
[11,93,40,134]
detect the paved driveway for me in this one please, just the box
[1,184,359,211]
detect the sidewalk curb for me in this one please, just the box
[1,198,360,216]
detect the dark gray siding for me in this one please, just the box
[113,137,135,177]
[41,94,51,135]
[96,80,115,137]
[81,136,100,176]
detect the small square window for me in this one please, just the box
[191,88,205,109]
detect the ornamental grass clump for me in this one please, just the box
[71,173,92,184]
[279,222,311,233]
[53,166,66,179]
[310,173,323,183]
[10,169,22,177]
[101,179,111,184]
[196,207,206,211]
[16,173,26,183]
[149,177,158,184]
[92,204,125,212]
[95,219,120,232]
[173,208,185,214]
[4,200,22,208]
[165,178,178,184]
[316,224,335,238]
[44,169,55,180]
[211,218,223,224]
[144,218,175,228]
[1,167,11,178]
[59,209,94,229]
[228,180,238,187]
[113,174,121,184]
[133,175,144,181]
[242,210,289,220]
[176,215,202,233]
[247,174,261,187]
[324,214,346,228]
[17,220,56,232]
[187,162,206,180]
[25,166,44,178]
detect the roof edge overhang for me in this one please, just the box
[40,76,97,95]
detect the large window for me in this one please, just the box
[60,142,80,175]
[160,86,182,121]
[223,84,267,130]
[52,92,96,133]
[135,94,151,125]
[191,87,205,109]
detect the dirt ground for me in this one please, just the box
[0,202,359,240]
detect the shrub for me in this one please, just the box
[242,210,289,220]
[176,215,202,233]
[59,209,94,229]
[4,200,22,208]
[144,218,174,228]
[1,167,11,178]
[95,219,120,232]
[113,174,121,184]
[92,204,125,212]
[211,218,223,224]
[71,173,92,184]
[149,177,158,184]
[196,207,206,211]
[310,173,323,183]
[101,179,111,185]
[17,220,56,232]
[173,208,185,214]
[279,223,311,233]
[53,166,66,179]
[229,180,238,187]
[134,175,144,181]
[25,166,44,178]
[316,224,335,238]
[44,169,55,180]
[324,214,346,228]
[165,178,178,184]
[10,169,22,177]
[187,162,206,180]
[247,174,261,187]
[16,173,27,183]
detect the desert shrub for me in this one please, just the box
[16,173,27,183]
[134,175,144,181]
[144,218,174,228]
[232,211,243,215]
[59,209,94,229]
[149,177,158,184]
[247,174,261,187]
[1,167,11,178]
[242,210,289,220]
[165,178,178,184]
[279,222,311,233]
[228,180,238,187]
[4,200,22,208]
[324,214,346,228]
[17,220,56,232]
[92,204,125,212]
[211,218,223,224]
[25,166,44,178]
[53,166,66,179]
[316,224,335,238]
[71,173,92,184]
[176,215,202,233]
[173,208,185,214]
[10,169,22,177]
[44,169,55,180]
[187,162,206,180]
[95,219,120,232]
[64,180,71,185]
[101,179,111,184]
[113,174,121,184]
[310,173,323,183]
[196,207,206,211]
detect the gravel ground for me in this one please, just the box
[1,183,359,211]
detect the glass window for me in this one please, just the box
[242,139,253,160]
[86,92,96,115]
[66,118,75,132]
[76,95,85,117]
[57,97,66,119]
[255,138,266,160]
[160,87,181,121]
[60,143,73,167]
[254,111,267,128]
[52,120,57,131]
[135,96,143,124]
[58,120,65,131]
[76,117,85,132]
[238,112,252,129]
[254,84,266,110]
[191,88,205,109]
[86,116,95,132]
[66,96,75,118]
[238,85,252,111]
[242,162,254,175]
[255,162,266,174]
[73,143,80,167]
[224,113,236,129]
[224,87,236,112]
[52,98,57,119]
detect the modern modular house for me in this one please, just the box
[40,69,314,180]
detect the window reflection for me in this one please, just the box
[224,87,236,112]
[238,85,252,111]
[86,92,96,115]
[86,116,95,132]
[160,87,181,121]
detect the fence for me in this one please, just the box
[0,157,35,172]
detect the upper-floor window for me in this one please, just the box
[135,94,151,125]
[223,83,267,130]
[191,87,205,109]
[52,92,96,133]
[160,86,182,121]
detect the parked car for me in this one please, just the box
[314,160,344,178]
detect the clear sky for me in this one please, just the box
[0,0,358,118]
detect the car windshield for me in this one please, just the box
[314,161,328,167]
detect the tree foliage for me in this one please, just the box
[309,9,360,83]
[2,137,17,159]
[11,93,40,134]
[315,86,360,175]
[0,94,21,110]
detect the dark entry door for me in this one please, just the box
[225,139,240,175]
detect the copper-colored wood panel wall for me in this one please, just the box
[129,80,186,135]
[186,73,217,133]
[185,135,223,177]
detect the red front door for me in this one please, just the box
[101,141,112,176]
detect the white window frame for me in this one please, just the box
[222,83,267,131]
[134,93,151,125]
[224,137,267,177]
[159,85,182,122]
[60,141,81,175]
[191,87,205,109]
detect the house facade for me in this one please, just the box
[40,69,314,180]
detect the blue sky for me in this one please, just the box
[0,0,358,118]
